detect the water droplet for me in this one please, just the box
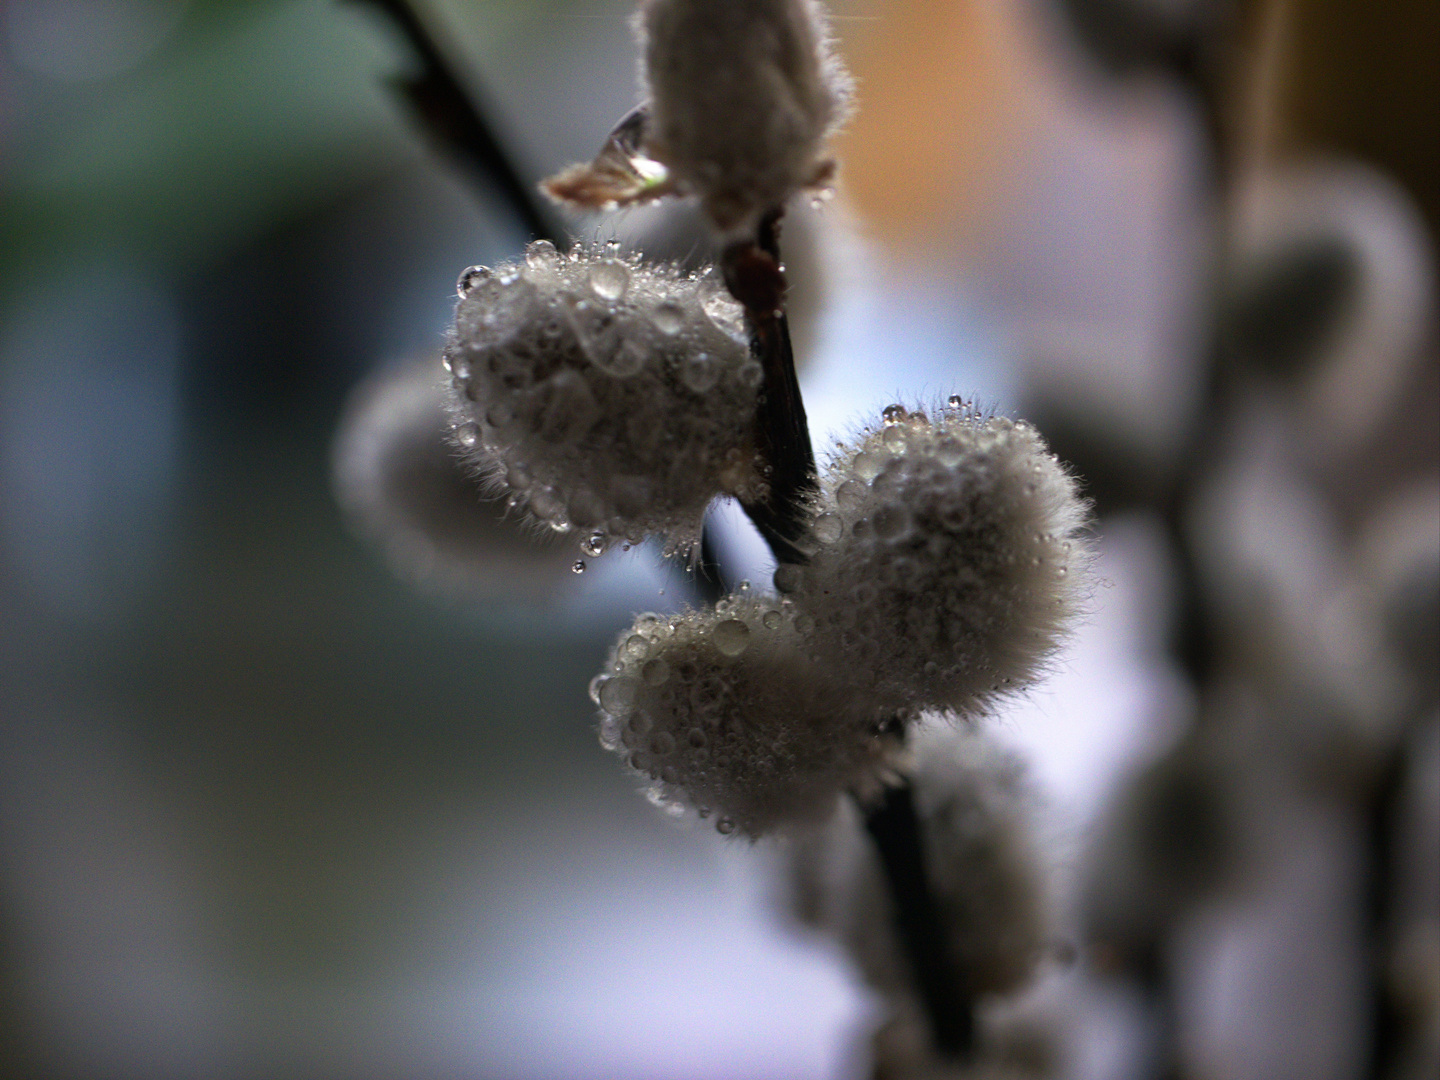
[872,503,912,542]
[762,610,782,630]
[794,613,815,634]
[605,239,622,256]
[641,658,670,686]
[812,513,842,544]
[702,292,745,337]
[525,239,559,269]
[681,351,718,392]
[936,438,965,467]
[598,715,623,750]
[450,357,472,381]
[882,403,907,425]
[652,301,686,335]
[572,560,586,574]
[604,338,647,378]
[712,619,750,657]
[852,452,884,481]
[530,486,564,521]
[947,394,965,409]
[882,425,908,450]
[485,400,516,430]
[588,258,630,301]
[737,361,764,389]
[588,674,608,704]
[581,531,608,558]
[623,634,650,661]
[599,674,640,714]
[773,564,804,593]
[738,580,751,593]
[457,265,491,297]
[454,422,480,448]
[716,817,736,835]
[836,479,867,511]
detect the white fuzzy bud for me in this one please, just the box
[594,595,897,837]
[637,0,853,235]
[445,242,762,556]
[792,401,1090,718]
[791,727,1049,1002]
[332,357,570,596]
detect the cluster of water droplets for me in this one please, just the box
[592,595,896,837]
[445,240,763,556]
[791,398,1091,719]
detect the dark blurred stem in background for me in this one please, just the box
[865,782,976,1060]
[347,0,556,243]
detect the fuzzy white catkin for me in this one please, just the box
[332,356,570,596]
[791,402,1090,718]
[791,727,1049,1006]
[445,242,762,556]
[637,0,853,235]
[593,595,897,837]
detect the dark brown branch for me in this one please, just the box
[721,209,818,567]
[862,781,976,1060]
[347,0,558,243]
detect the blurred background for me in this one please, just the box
[0,0,1434,1077]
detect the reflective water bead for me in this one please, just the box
[702,292,746,337]
[641,658,670,686]
[773,564,804,593]
[836,479,867,511]
[852,451,884,481]
[588,258,630,301]
[871,503,912,542]
[652,300,686,335]
[525,239,560,269]
[812,513,842,544]
[711,619,750,657]
[581,531,608,558]
[761,610,782,631]
[598,715,622,750]
[454,422,480,448]
[715,817,736,835]
[598,674,640,714]
[681,351,718,392]
[572,560,587,574]
[882,403,907,425]
[457,265,491,297]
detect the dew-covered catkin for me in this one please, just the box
[445,242,763,556]
[637,0,853,235]
[792,401,1090,718]
[594,596,898,837]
